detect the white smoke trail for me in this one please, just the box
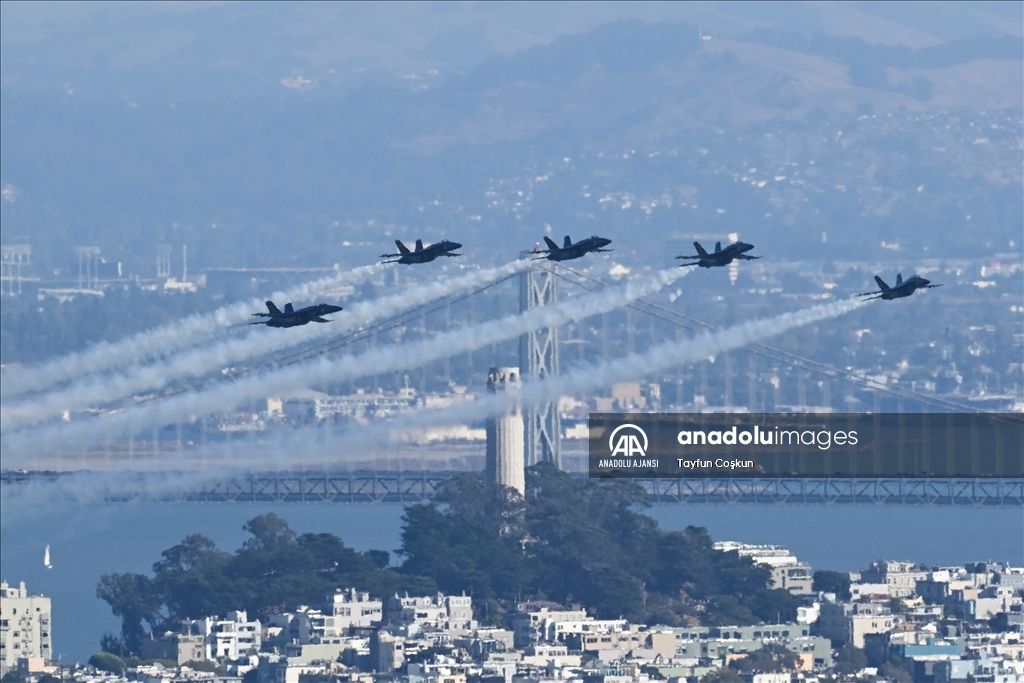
[1,263,390,399]
[157,296,867,471]
[1,268,688,463]
[1,259,534,433]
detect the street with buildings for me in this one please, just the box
[3,553,1022,683]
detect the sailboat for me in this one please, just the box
[43,545,52,569]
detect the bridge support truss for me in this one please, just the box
[520,258,561,467]
[3,471,1020,505]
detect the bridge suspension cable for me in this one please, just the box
[551,264,983,414]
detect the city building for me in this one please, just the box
[714,543,814,595]
[508,604,589,648]
[179,611,261,661]
[859,560,929,599]
[816,601,902,648]
[292,590,384,644]
[0,580,52,676]
[384,593,474,631]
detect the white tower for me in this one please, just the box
[485,367,525,495]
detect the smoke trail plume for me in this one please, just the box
[1,268,688,463]
[1,263,389,399]
[155,296,867,471]
[2,259,534,433]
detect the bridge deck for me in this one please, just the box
[2,470,1021,506]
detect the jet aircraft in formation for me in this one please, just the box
[675,240,760,268]
[250,301,343,328]
[251,233,946,332]
[380,239,462,265]
[530,234,613,262]
[857,273,942,301]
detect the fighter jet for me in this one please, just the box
[675,240,760,268]
[380,239,462,265]
[856,273,942,301]
[250,301,343,328]
[530,235,613,262]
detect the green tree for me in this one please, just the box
[242,513,296,550]
[88,652,126,675]
[813,570,852,601]
[701,668,743,683]
[833,645,869,675]
[751,589,803,624]
[880,657,913,683]
[729,643,800,673]
[95,573,159,655]
[1,670,27,683]
[363,550,390,569]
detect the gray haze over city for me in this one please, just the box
[0,0,1022,667]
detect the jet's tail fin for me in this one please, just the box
[563,235,572,248]
[543,236,559,251]
[415,239,424,252]
[874,275,891,291]
[395,240,411,255]
[714,241,722,253]
[284,303,294,314]
[693,241,709,257]
[896,273,903,286]
[266,301,282,315]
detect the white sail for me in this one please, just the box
[43,545,52,569]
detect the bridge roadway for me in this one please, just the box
[2,470,1021,506]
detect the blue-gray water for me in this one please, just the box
[1,501,1020,665]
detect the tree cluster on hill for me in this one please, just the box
[401,465,800,627]
[98,465,799,654]
[97,513,433,655]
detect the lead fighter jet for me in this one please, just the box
[675,240,760,268]
[251,301,343,328]
[380,239,462,265]
[857,273,942,301]
[530,234,613,262]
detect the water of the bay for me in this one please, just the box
[1,500,1020,664]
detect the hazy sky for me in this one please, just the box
[3,1,1020,93]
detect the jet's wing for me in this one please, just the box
[312,317,332,323]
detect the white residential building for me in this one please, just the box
[0,581,53,676]
[816,602,902,648]
[509,605,589,648]
[859,560,928,598]
[181,610,261,660]
[714,542,814,595]
[385,593,474,630]
[293,589,383,644]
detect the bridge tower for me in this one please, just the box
[519,256,561,467]
[1,244,31,296]
[75,246,100,290]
